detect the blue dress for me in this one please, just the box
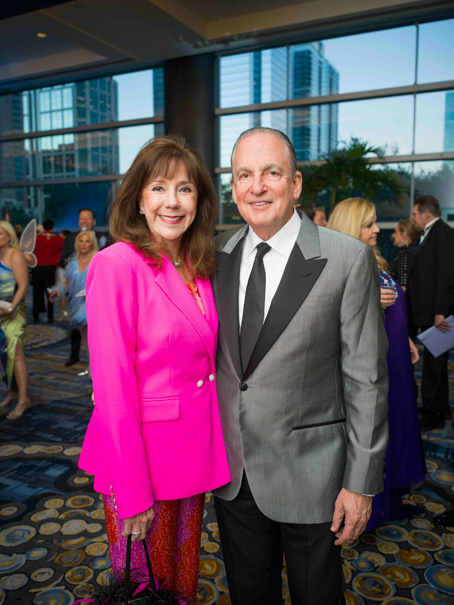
[0,260,27,386]
[64,257,89,329]
[366,271,427,530]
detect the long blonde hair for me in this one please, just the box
[75,230,98,260]
[327,198,388,271]
[0,220,19,248]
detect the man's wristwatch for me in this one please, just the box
[8,307,13,314]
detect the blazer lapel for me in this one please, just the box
[153,257,216,365]
[244,216,327,380]
[213,228,247,380]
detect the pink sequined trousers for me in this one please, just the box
[103,494,204,604]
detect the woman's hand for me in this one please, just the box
[380,287,396,309]
[122,506,155,542]
[49,291,60,303]
[0,307,11,317]
[408,338,419,365]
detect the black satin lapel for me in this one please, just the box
[214,241,244,379]
[244,245,327,380]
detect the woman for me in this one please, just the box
[328,198,426,530]
[0,221,31,420]
[389,219,421,290]
[78,135,230,603]
[49,230,98,374]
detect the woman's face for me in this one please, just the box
[140,164,198,248]
[0,228,11,249]
[391,227,405,247]
[359,214,380,248]
[78,233,94,255]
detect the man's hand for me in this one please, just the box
[434,314,451,333]
[330,488,372,546]
[408,338,420,365]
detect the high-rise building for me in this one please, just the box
[290,42,339,161]
[444,91,454,151]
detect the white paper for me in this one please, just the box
[417,315,454,358]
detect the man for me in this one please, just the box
[212,127,388,605]
[31,219,63,323]
[313,206,327,226]
[408,195,454,430]
[59,208,107,366]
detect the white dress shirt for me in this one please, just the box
[238,210,301,329]
[419,216,440,243]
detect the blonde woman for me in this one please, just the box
[50,230,98,374]
[328,198,426,529]
[389,219,421,290]
[0,221,31,419]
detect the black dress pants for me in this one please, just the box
[214,475,345,605]
[419,324,450,421]
[31,265,56,321]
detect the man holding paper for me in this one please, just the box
[408,195,454,430]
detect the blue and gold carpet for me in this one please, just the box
[1,325,454,604]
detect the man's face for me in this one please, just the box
[79,210,96,231]
[230,133,302,241]
[411,205,430,230]
[313,210,327,227]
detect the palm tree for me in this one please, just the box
[297,138,406,209]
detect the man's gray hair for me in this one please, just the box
[230,127,298,180]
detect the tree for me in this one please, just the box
[297,138,406,209]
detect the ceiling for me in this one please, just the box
[1,0,453,94]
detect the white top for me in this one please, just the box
[238,210,301,328]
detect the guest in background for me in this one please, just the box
[50,231,98,376]
[59,208,106,366]
[408,195,454,431]
[328,198,426,529]
[313,206,328,226]
[31,219,63,324]
[0,221,31,420]
[389,219,421,291]
[294,203,315,221]
[78,135,230,603]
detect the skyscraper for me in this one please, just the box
[444,91,454,151]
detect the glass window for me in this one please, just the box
[118,124,161,173]
[311,26,416,96]
[414,91,454,154]
[42,181,115,227]
[336,95,414,157]
[0,68,164,136]
[219,110,287,167]
[418,19,454,84]
[219,173,245,225]
[114,68,164,121]
[220,48,287,109]
[414,160,454,219]
[0,186,38,225]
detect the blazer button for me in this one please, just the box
[197,380,204,388]
[209,374,215,382]
[239,383,248,391]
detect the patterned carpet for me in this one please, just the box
[1,318,454,604]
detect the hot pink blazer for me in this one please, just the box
[78,242,231,519]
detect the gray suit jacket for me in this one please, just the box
[212,214,389,524]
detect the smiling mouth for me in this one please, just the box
[159,215,184,224]
[250,201,271,207]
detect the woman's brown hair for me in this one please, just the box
[109,134,218,278]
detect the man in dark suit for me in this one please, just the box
[212,127,388,605]
[408,195,454,430]
[59,208,107,366]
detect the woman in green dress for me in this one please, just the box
[0,221,31,420]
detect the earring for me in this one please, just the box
[139,209,145,215]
